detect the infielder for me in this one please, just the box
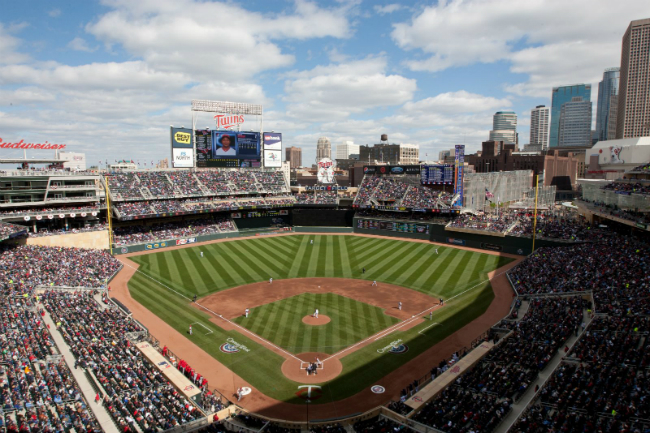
[269,277,273,284]
[398,302,402,311]
[245,308,249,318]
[313,308,319,318]
[189,325,192,335]
[372,280,377,286]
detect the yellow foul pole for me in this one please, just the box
[104,177,114,255]
[531,174,539,253]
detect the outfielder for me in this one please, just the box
[189,325,193,335]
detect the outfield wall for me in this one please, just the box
[293,226,354,233]
[292,208,354,227]
[353,217,573,255]
[112,231,240,255]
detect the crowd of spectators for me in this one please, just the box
[449,213,519,233]
[43,291,203,431]
[106,169,289,203]
[405,296,586,433]
[314,191,338,205]
[352,416,405,433]
[579,198,650,225]
[508,236,650,315]
[0,245,121,290]
[0,205,100,217]
[0,222,28,240]
[602,181,650,195]
[29,223,109,238]
[113,217,237,245]
[629,161,650,172]
[355,175,456,209]
[0,290,102,432]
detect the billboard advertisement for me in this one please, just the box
[264,150,282,167]
[317,158,335,184]
[421,164,454,185]
[357,219,429,234]
[196,129,261,168]
[170,127,193,148]
[172,148,194,168]
[454,145,465,206]
[363,165,420,175]
[263,132,282,150]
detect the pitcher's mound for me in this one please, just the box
[281,352,342,383]
[302,315,331,325]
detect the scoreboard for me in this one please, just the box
[421,164,454,185]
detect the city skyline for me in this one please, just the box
[0,2,648,166]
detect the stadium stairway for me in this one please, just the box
[40,309,120,433]
[494,307,594,433]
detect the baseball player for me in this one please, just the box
[398,302,402,311]
[440,298,444,305]
[269,277,273,284]
[429,311,433,320]
[372,280,377,286]
[245,308,249,318]
[435,248,438,255]
[313,308,319,318]
[316,357,322,367]
[189,325,192,335]
[200,251,204,258]
[310,239,313,245]
[237,388,242,401]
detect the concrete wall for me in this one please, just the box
[26,230,109,249]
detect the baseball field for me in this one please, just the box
[125,234,513,406]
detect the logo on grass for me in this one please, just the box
[220,343,240,353]
[377,339,409,354]
[371,385,385,394]
[389,344,409,354]
[296,385,322,401]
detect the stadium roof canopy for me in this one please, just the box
[0,158,60,164]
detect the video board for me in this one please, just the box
[357,219,430,234]
[421,164,454,185]
[196,129,261,168]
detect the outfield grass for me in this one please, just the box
[128,235,512,404]
[232,293,399,354]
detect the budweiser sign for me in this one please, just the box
[0,138,66,150]
[213,114,244,129]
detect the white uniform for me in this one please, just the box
[314,309,319,318]
[372,280,377,286]
[310,240,313,245]
[398,302,402,310]
[435,249,438,254]
[269,278,273,284]
[245,308,249,318]
[200,252,204,257]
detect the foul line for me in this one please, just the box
[121,260,303,363]
[418,323,439,335]
[191,321,214,335]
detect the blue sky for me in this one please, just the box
[0,0,647,167]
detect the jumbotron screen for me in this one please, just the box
[196,129,261,168]
[421,164,454,185]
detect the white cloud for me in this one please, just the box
[391,0,649,97]
[374,4,402,15]
[67,37,97,53]
[0,24,29,65]
[401,91,511,115]
[283,55,417,121]
[86,0,354,81]
[48,9,61,18]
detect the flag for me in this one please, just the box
[485,188,494,199]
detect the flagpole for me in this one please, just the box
[531,174,539,253]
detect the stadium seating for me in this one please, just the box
[602,181,650,195]
[113,217,236,246]
[0,222,28,240]
[354,175,454,209]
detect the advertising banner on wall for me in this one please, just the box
[195,130,261,168]
[317,158,335,184]
[264,150,282,167]
[170,127,193,148]
[454,145,465,206]
[172,148,194,168]
[263,132,282,150]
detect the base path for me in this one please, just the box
[111,232,521,422]
[302,315,331,325]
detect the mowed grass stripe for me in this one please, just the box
[204,244,247,287]
[218,242,262,283]
[315,237,329,276]
[349,238,393,263]
[228,241,278,280]
[360,241,416,280]
[306,237,321,276]
[389,246,442,287]
[258,237,295,260]
[432,249,471,288]
[334,236,353,278]
[375,243,430,281]
[288,237,311,278]
[411,248,463,292]
[247,239,293,269]
[178,249,218,295]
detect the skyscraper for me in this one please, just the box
[596,68,620,142]
[616,18,650,139]
[550,84,591,148]
[316,137,331,160]
[530,105,550,149]
[335,141,360,159]
[285,146,302,169]
[558,97,592,147]
[489,111,517,144]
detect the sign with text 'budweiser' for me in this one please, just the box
[0,138,66,150]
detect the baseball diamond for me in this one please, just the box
[121,234,514,407]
